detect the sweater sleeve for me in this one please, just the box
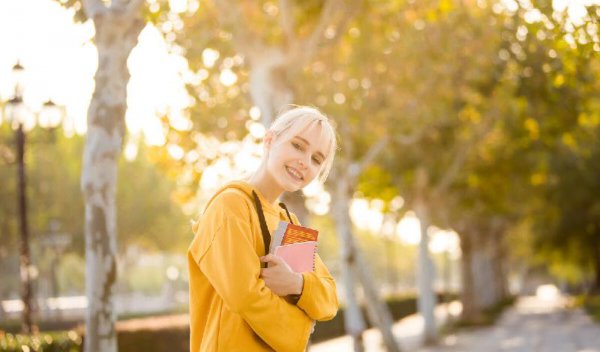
[296,253,339,321]
[190,191,312,352]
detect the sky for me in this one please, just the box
[0,0,190,146]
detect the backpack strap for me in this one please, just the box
[278,202,295,225]
[252,191,271,268]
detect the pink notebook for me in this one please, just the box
[274,241,317,273]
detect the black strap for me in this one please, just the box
[279,202,295,225]
[252,191,271,268]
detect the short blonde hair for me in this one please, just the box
[269,106,337,183]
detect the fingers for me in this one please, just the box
[260,254,283,266]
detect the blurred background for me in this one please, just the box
[0,0,599,351]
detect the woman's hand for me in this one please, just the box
[260,254,304,297]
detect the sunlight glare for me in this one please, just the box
[124,141,139,161]
[169,0,188,13]
[202,48,220,68]
[428,227,461,256]
[396,211,421,245]
[167,143,185,160]
[249,106,262,121]
[220,69,238,86]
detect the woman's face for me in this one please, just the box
[265,123,330,193]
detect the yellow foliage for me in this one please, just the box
[578,112,600,128]
[467,174,480,187]
[439,0,454,14]
[553,73,565,87]
[561,132,577,149]
[530,172,547,186]
[459,105,481,123]
[524,118,539,140]
[427,9,438,22]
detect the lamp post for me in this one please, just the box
[3,61,64,334]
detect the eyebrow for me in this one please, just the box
[294,136,326,160]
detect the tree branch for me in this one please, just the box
[349,137,389,185]
[213,0,263,57]
[279,0,297,44]
[297,0,339,63]
[394,128,427,145]
[125,0,145,17]
[433,115,496,195]
[82,0,107,18]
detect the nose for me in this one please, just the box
[297,158,308,169]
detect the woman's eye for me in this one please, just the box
[292,142,303,151]
[312,156,322,165]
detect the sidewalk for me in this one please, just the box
[310,301,462,352]
[418,295,600,352]
[311,295,600,352]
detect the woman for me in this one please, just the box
[187,106,339,351]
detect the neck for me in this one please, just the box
[247,166,283,205]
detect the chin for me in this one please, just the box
[283,179,305,193]
[284,184,303,193]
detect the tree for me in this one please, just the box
[177,0,357,223]
[56,0,146,350]
[498,1,600,293]
[369,0,508,340]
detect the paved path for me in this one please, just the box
[310,301,462,352]
[311,295,600,352]
[419,295,600,352]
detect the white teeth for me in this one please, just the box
[286,166,303,180]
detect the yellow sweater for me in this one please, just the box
[187,181,339,352]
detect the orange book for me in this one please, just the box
[270,221,319,254]
[281,223,319,245]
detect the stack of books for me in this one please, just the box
[269,222,319,273]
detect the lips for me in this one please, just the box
[285,166,304,182]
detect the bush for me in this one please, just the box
[579,295,600,323]
[0,331,82,352]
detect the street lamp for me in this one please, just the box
[2,61,65,334]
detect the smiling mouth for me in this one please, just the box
[285,166,304,181]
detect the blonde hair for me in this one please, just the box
[268,106,337,183]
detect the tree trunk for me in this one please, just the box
[353,243,402,352]
[490,229,508,302]
[81,9,144,352]
[460,226,507,322]
[332,171,401,352]
[459,231,478,321]
[414,196,437,344]
[247,48,294,128]
[245,47,313,225]
[332,175,366,352]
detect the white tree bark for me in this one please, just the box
[332,174,366,352]
[330,134,400,351]
[459,223,508,322]
[413,169,437,344]
[81,2,144,351]
[247,48,294,128]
